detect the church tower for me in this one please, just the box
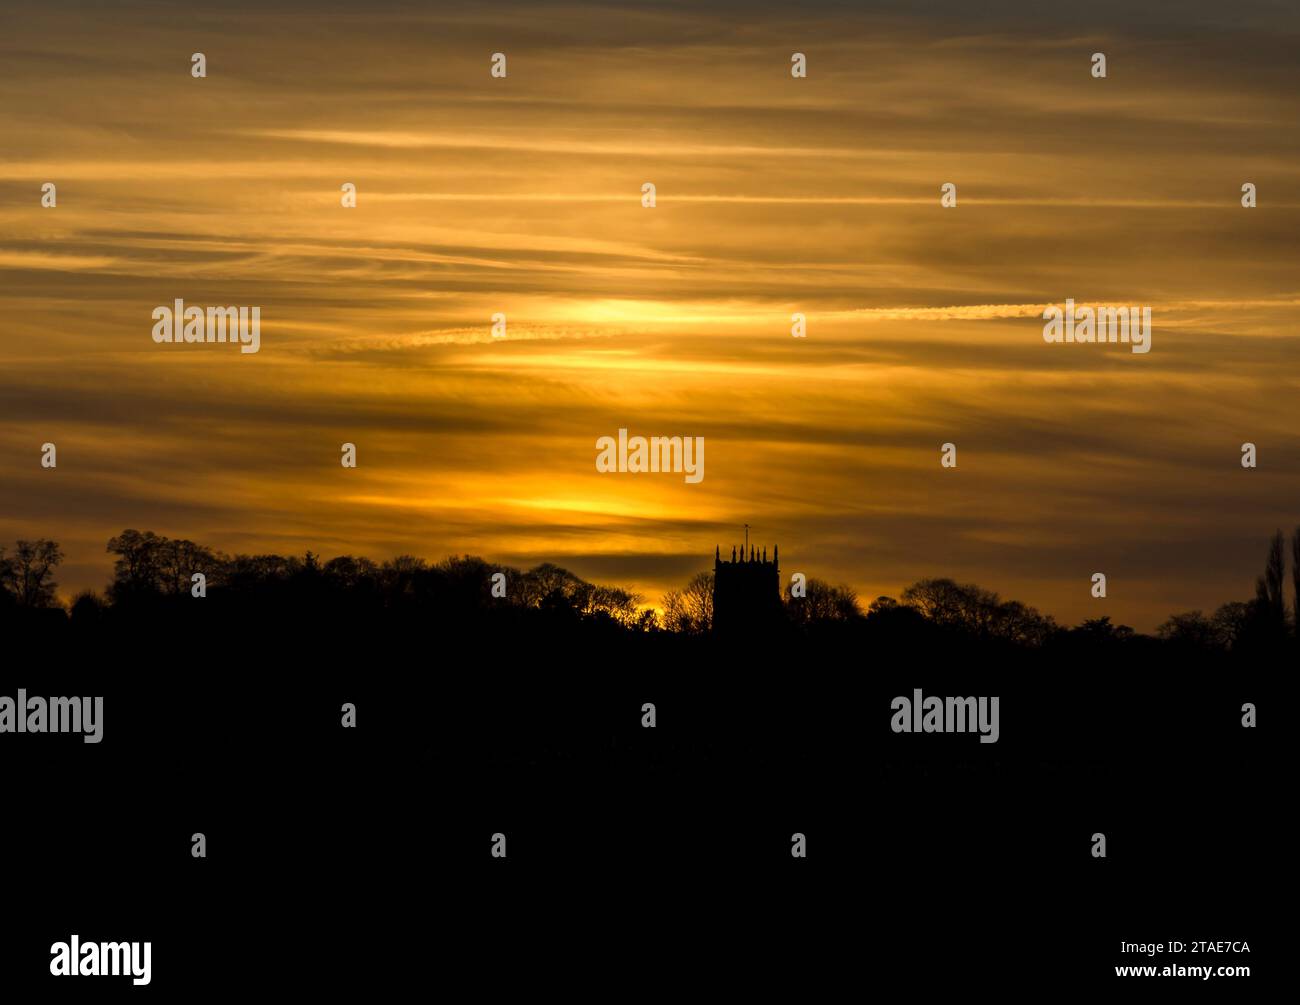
[712,539,782,634]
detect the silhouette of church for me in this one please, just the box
[713,541,782,633]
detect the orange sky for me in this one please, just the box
[2,0,1298,629]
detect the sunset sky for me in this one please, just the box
[2,0,1298,630]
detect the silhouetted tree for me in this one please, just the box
[518,563,577,608]
[157,538,219,596]
[1068,616,1135,643]
[1211,601,1253,652]
[902,579,999,634]
[1157,610,1222,650]
[900,578,1053,644]
[1251,530,1289,646]
[864,595,931,636]
[106,529,166,600]
[583,584,644,626]
[991,599,1057,646]
[69,589,108,626]
[1292,527,1300,635]
[785,577,861,625]
[662,571,713,634]
[379,555,428,599]
[1255,530,1286,621]
[3,538,64,607]
[323,555,379,589]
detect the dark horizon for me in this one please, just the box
[5,524,1298,650]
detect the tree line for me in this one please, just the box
[1,526,1298,653]
[0,529,650,630]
